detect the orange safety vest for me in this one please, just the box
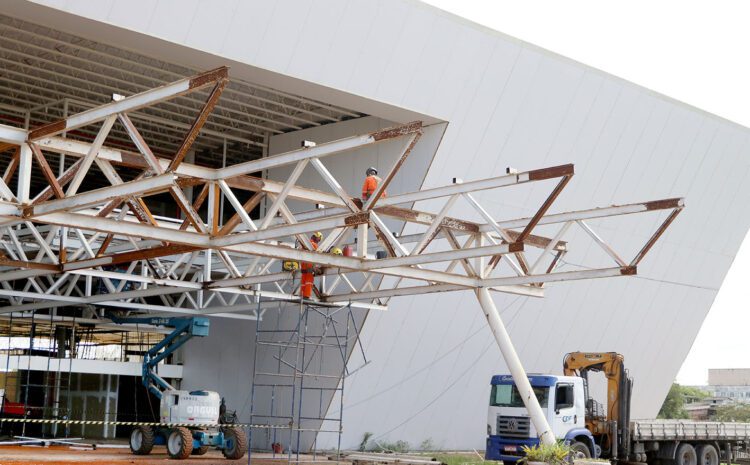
[362,175,386,200]
[301,241,319,298]
[301,241,319,272]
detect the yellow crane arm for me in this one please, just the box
[563,352,627,423]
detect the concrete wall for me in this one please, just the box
[709,369,750,386]
[11,0,750,450]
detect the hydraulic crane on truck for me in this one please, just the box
[108,315,246,460]
[562,352,633,460]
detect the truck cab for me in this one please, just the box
[485,374,596,462]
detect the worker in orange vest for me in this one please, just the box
[362,167,386,201]
[300,231,322,298]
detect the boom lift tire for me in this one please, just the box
[167,427,193,460]
[129,426,154,455]
[569,441,591,459]
[192,445,210,455]
[675,443,697,465]
[222,426,248,460]
[695,444,719,465]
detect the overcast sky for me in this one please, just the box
[421,0,750,385]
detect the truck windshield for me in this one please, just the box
[490,384,549,408]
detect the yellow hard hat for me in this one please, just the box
[311,231,323,241]
[330,247,343,256]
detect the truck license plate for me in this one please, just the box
[504,446,517,452]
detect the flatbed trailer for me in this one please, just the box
[632,420,750,442]
[630,420,750,464]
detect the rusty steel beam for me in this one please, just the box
[0,258,59,271]
[3,147,20,184]
[630,207,683,266]
[28,143,65,200]
[168,78,228,172]
[217,191,264,237]
[363,130,422,210]
[65,244,201,271]
[32,157,84,204]
[516,173,573,243]
[179,183,210,231]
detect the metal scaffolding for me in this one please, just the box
[0,66,685,445]
[249,300,366,463]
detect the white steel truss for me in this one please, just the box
[0,67,683,321]
[0,67,685,443]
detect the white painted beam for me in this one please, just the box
[378,164,573,207]
[326,281,544,302]
[480,266,633,287]
[361,243,521,270]
[28,67,228,140]
[0,355,183,378]
[28,173,175,216]
[0,123,26,145]
[215,122,422,179]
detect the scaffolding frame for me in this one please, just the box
[249,300,367,464]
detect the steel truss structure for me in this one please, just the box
[0,67,683,442]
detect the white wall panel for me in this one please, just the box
[106,0,155,33]
[184,0,238,53]
[13,0,750,450]
[221,1,276,61]
[149,0,199,44]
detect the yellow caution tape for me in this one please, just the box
[0,417,288,429]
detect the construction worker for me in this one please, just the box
[300,232,322,298]
[362,167,386,201]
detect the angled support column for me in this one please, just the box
[475,287,555,445]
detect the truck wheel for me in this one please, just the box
[676,443,697,465]
[570,441,591,459]
[167,427,193,460]
[696,445,719,465]
[222,427,248,460]
[192,445,209,455]
[129,426,154,455]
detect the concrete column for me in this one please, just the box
[475,287,555,445]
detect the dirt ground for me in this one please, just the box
[0,445,321,464]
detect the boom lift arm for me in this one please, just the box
[108,316,210,399]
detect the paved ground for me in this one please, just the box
[0,445,327,464]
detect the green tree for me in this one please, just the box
[681,385,709,402]
[715,404,750,422]
[658,383,690,419]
